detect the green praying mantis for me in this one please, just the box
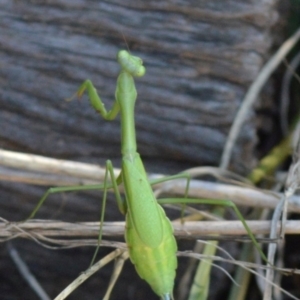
[28,49,268,299]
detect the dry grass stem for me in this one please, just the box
[7,243,51,300]
[163,179,300,212]
[2,220,300,242]
[0,148,119,180]
[263,119,300,299]
[0,166,98,186]
[54,249,126,300]
[103,251,130,300]
[220,27,300,169]
[280,51,300,134]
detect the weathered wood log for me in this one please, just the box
[0,1,281,171]
[0,1,287,299]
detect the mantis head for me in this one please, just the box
[117,50,146,78]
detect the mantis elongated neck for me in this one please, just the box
[120,98,137,158]
[116,72,138,158]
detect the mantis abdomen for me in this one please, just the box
[123,153,177,299]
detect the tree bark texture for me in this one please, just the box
[0,1,286,300]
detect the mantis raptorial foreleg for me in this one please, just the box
[27,50,268,300]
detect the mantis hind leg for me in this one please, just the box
[157,197,268,264]
[149,173,191,220]
[27,183,112,220]
[149,172,191,198]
